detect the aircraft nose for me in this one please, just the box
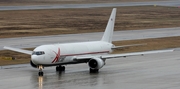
[31,55,42,64]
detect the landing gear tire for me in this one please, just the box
[38,71,43,76]
[89,68,99,73]
[62,66,65,71]
[56,66,65,72]
[56,66,59,71]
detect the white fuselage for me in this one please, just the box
[31,41,113,65]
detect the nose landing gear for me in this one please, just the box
[38,65,44,76]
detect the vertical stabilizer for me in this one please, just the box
[101,8,116,43]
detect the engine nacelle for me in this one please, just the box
[30,60,37,68]
[88,58,105,69]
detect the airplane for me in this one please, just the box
[4,8,173,76]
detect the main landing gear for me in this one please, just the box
[38,65,44,76]
[56,65,65,72]
[90,68,99,73]
[37,65,65,76]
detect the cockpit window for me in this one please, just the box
[32,51,45,55]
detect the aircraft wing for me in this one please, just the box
[75,49,174,61]
[101,49,173,59]
[3,46,32,55]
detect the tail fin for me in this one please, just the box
[101,8,116,43]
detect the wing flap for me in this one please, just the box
[4,46,32,55]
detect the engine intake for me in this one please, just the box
[88,58,105,69]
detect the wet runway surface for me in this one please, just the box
[1,27,180,50]
[0,49,180,89]
[0,0,180,11]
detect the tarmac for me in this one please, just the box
[0,48,180,89]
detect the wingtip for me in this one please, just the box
[3,46,8,49]
[113,8,117,10]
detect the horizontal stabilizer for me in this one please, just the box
[112,43,147,49]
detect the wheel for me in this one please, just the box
[56,66,59,71]
[38,72,43,76]
[62,66,65,71]
[89,68,99,73]
[56,66,65,71]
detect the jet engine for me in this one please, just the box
[88,58,105,69]
[30,60,37,68]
